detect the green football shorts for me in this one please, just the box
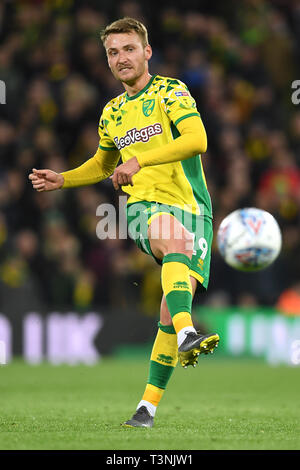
[126,201,213,289]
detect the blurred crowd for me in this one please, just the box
[0,0,300,316]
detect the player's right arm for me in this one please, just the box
[29,103,120,192]
[29,147,120,192]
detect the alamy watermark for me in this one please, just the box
[0,80,6,104]
[291,339,300,365]
[291,80,300,105]
[0,340,6,364]
[95,196,205,252]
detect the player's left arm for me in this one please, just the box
[137,115,207,166]
[110,115,207,190]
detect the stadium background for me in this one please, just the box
[0,0,300,366]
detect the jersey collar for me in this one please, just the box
[125,74,156,101]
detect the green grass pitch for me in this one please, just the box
[0,357,299,450]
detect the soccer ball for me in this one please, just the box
[216,208,282,272]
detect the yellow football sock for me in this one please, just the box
[161,253,194,335]
[137,324,178,416]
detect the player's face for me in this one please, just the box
[105,32,152,85]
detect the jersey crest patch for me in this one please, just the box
[142,99,155,116]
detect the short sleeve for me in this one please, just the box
[160,79,200,127]
[98,111,118,151]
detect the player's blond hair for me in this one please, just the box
[100,17,149,48]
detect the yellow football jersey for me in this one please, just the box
[98,74,212,217]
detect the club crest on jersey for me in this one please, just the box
[142,99,155,116]
[113,123,162,150]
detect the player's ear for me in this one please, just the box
[145,44,152,61]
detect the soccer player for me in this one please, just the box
[29,17,219,428]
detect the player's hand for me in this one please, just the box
[110,157,141,190]
[28,168,64,192]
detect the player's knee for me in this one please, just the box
[153,237,194,260]
[167,231,194,259]
[148,215,194,259]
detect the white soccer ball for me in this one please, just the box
[216,208,282,272]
